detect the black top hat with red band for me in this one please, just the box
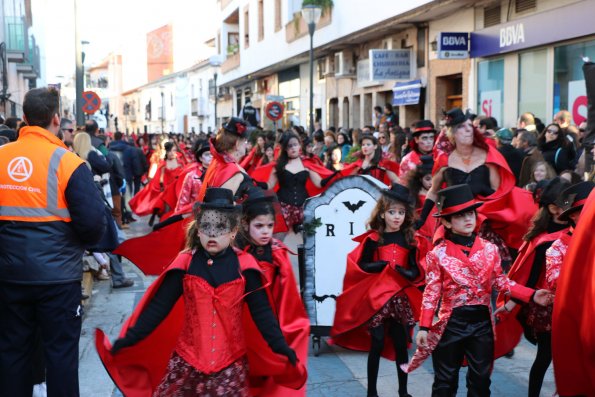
[433,184,483,218]
[223,117,249,138]
[196,188,242,211]
[557,181,595,221]
[412,120,436,136]
[418,154,434,175]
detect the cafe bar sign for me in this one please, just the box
[369,49,412,81]
[470,1,595,58]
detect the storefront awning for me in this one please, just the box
[392,79,421,106]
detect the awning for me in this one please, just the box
[392,79,422,106]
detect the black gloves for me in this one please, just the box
[359,261,389,273]
[414,198,435,230]
[395,262,420,281]
[153,214,184,231]
[320,171,340,187]
[255,181,269,190]
[275,344,297,366]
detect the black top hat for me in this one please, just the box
[433,184,483,218]
[242,187,276,208]
[557,181,595,221]
[192,140,210,161]
[412,120,436,136]
[198,188,242,211]
[382,183,413,204]
[223,117,249,138]
[444,108,468,127]
[418,155,434,175]
[536,177,570,208]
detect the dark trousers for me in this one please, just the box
[431,306,494,397]
[0,282,82,397]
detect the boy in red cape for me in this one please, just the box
[96,188,306,396]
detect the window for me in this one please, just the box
[275,0,282,32]
[417,27,426,68]
[477,59,504,126]
[258,0,264,41]
[484,5,501,28]
[518,49,547,119]
[553,39,595,121]
[515,0,536,14]
[244,8,250,48]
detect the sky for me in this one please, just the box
[35,0,218,89]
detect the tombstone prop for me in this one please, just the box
[301,175,386,355]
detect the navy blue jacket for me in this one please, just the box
[109,140,136,181]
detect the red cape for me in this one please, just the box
[96,250,307,397]
[330,231,423,360]
[114,217,192,276]
[243,240,309,396]
[129,163,183,216]
[159,163,202,220]
[249,157,336,197]
[198,140,243,202]
[433,147,536,249]
[341,158,400,186]
[493,228,567,359]
[552,190,595,395]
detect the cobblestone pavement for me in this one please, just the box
[79,218,555,396]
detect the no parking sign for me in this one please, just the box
[265,101,284,121]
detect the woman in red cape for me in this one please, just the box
[550,183,595,396]
[493,177,569,397]
[237,191,310,396]
[331,184,423,397]
[240,132,266,174]
[96,188,306,396]
[340,134,400,186]
[416,108,536,264]
[250,132,337,233]
[129,142,183,217]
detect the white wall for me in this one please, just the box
[218,0,433,85]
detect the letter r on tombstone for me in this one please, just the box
[326,224,335,237]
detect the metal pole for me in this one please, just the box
[308,23,315,134]
[74,0,84,126]
[160,91,165,133]
[214,72,218,131]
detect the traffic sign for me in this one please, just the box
[265,101,284,121]
[82,91,101,114]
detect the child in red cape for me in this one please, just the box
[95,188,305,396]
[331,183,424,397]
[237,189,310,396]
[404,184,552,396]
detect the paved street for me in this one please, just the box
[79,219,555,396]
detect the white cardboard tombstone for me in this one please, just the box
[302,175,387,343]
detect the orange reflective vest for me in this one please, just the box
[0,126,84,223]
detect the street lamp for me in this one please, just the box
[160,88,165,133]
[209,55,223,131]
[302,4,322,134]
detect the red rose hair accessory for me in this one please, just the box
[235,122,246,135]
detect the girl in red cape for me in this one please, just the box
[96,188,305,397]
[416,108,536,267]
[240,132,266,174]
[403,184,551,396]
[198,118,258,203]
[331,183,424,397]
[236,189,310,396]
[340,134,400,186]
[250,132,338,233]
[129,141,183,218]
[547,182,595,396]
[493,177,569,397]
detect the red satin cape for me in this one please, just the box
[96,250,307,397]
[243,240,310,396]
[493,228,567,359]
[197,140,243,202]
[330,231,422,360]
[552,190,595,395]
[433,147,536,249]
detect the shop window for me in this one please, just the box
[477,59,504,126]
[518,49,547,120]
[553,39,595,123]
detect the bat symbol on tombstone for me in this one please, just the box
[342,200,366,213]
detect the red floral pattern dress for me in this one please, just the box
[545,233,572,293]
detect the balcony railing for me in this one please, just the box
[221,52,240,73]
